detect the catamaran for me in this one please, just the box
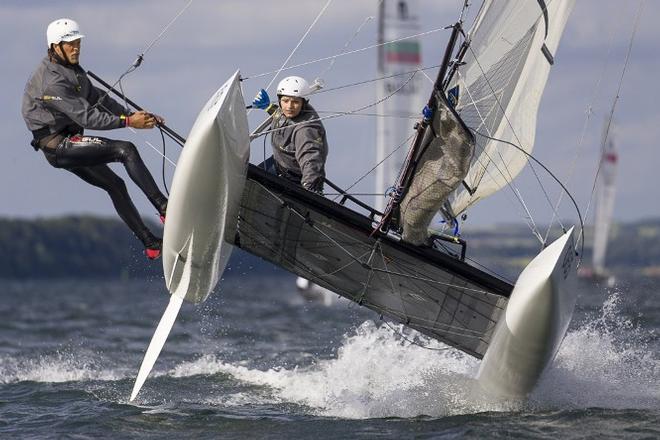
[129,0,581,401]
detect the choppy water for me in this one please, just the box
[0,272,658,439]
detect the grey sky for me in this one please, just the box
[2,0,657,228]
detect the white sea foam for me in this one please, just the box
[171,290,659,418]
[0,351,124,384]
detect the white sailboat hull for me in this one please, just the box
[163,71,249,304]
[477,227,577,397]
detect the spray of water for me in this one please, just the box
[173,290,659,418]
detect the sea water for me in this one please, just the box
[0,274,658,439]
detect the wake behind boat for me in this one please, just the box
[130,0,582,401]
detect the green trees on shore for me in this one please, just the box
[1,216,659,280]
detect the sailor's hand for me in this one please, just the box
[252,89,270,110]
[150,113,165,125]
[128,111,158,129]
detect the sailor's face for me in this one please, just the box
[56,39,81,64]
[280,95,304,118]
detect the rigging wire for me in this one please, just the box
[332,133,416,203]
[455,70,546,244]
[241,27,448,81]
[381,321,453,352]
[254,0,333,107]
[87,1,194,191]
[577,0,645,252]
[314,63,442,95]
[542,26,616,246]
[90,0,194,112]
[464,40,561,243]
[253,72,418,139]
[316,6,379,80]
[315,110,418,119]
[471,129,585,261]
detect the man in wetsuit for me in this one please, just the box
[22,18,168,260]
[252,76,328,193]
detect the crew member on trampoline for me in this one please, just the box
[252,76,328,193]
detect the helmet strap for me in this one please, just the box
[49,42,72,66]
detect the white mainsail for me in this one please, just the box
[375,0,424,211]
[445,0,575,217]
[592,121,618,275]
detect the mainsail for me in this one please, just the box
[375,0,424,211]
[592,121,618,275]
[443,0,576,218]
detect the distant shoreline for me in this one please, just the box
[2,215,659,280]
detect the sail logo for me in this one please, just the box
[561,237,576,280]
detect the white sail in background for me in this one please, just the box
[375,0,424,211]
[592,122,618,275]
[446,0,575,217]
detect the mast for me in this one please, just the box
[375,0,424,211]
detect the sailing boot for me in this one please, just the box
[144,236,163,260]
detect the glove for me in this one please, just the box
[252,89,270,110]
[422,105,433,122]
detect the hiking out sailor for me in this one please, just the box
[22,18,168,260]
[251,76,328,193]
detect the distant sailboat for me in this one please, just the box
[580,120,618,286]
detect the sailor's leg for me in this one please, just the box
[66,164,159,247]
[56,136,168,217]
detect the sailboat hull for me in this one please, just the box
[163,71,249,303]
[477,227,577,397]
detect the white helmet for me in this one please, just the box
[47,18,85,47]
[277,76,310,99]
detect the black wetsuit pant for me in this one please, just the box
[42,135,167,247]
